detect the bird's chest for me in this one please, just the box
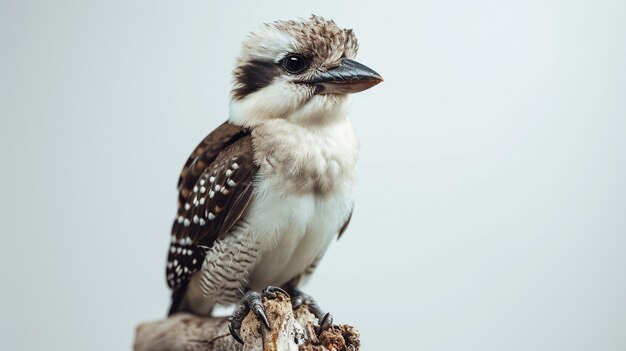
[251,119,358,195]
[245,190,353,289]
[245,120,358,288]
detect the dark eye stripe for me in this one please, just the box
[232,60,281,100]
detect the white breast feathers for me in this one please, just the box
[244,116,358,290]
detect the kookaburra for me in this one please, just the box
[165,15,382,342]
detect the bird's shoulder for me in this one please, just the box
[177,122,251,203]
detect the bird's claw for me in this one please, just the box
[262,285,288,299]
[228,286,287,344]
[228,322,244,344]
[229,287,333,343]
[289,288,333,336]
[228,290,267,344]
[318,312,333,335]
[290,289,323,318]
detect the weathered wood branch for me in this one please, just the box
[134,291,360,351]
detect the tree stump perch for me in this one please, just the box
[134,291,360,351]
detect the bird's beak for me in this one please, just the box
[303,59,383,95]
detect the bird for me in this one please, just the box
[165,15,382,343]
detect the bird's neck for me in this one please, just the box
[228,94,351,129]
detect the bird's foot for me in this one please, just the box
[290,289,333,335]
[228,286,288,344]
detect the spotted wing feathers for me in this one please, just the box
[166,123,257,291]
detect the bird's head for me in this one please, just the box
[229,15,383,127]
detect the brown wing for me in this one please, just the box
[166,122,257,295]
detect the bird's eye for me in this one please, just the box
[282,54,309,74]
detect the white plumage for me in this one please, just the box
[245,115,359,290]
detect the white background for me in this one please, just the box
[2,1,625,350]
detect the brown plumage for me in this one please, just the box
[167,123,258,307]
